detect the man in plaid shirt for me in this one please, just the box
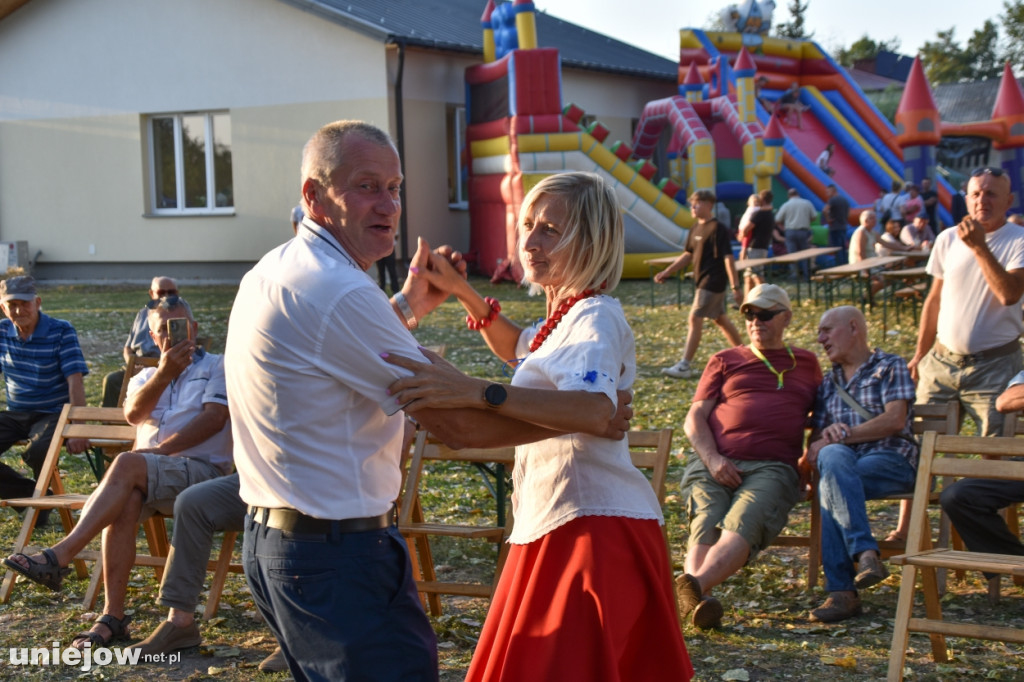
[803,306,918,623]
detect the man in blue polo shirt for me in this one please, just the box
[0,276,90,502]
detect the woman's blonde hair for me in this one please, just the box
[517,172,624,298]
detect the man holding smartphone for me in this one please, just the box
[5,296,231,650]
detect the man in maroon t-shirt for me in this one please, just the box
[676,284,822,629]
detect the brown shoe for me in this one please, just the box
[692,595,724,630]
[127,620,201,657]
[854,552,889,590]
[675,573,702,619]
[258,646,288,672]
[808,591,862,623]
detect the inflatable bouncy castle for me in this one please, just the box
[465,1,1024,280]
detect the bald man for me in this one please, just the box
[101,277,182,407]
[909,168,1024,438]
[804,306,918,622]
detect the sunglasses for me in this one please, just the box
[743,308,786,322]
[154,288,178,297]
[147,294,184,310]
[972,167,1005,177]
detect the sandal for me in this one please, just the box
[884,530,907,543]
[72,613,132,649]
[2,548,70,592]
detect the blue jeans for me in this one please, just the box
[784,228,813,279]
[243,517,438,682]
[817,444,916,592]
[828,229,847,265]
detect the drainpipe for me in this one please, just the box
[393,39,409,263]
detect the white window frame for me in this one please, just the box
[147,111,233,216]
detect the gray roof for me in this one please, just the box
[280,0,678,80]
[932,78,1024,123]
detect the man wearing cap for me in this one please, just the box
[909,167,1024,438]
[101,276,181,407]
[0,275,90,503]
[805,306,918,623]
[676,284,821,629]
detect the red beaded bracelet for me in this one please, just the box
[466,297,501,330]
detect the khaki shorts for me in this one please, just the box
[681,455,801,559]
[744,247,769,277]
[691,288,727,319]
[141,453,222,518]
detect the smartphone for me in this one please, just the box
[166,317,191,346]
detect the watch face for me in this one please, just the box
[485,383,507,408]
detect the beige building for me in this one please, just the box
[0,0,677,280]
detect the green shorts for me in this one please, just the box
[681,455,801,560]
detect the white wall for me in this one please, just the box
[0,0,391,270]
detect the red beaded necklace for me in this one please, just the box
[529,289,596,353]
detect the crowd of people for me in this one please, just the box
[0,118,1022,681]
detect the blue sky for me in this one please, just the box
[536,1,1008,63]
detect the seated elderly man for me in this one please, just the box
[677,284,822,629]
[101,276,181,407]
[126,472,286,672]
[939,372,1024,570]
[4,296,231,649]
[805,306,918,623]
[0,275,90,507]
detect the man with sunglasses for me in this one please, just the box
[101,276,183,407]
[676,284,821,629]
[806,306,917,623]
[909,166,1024,439]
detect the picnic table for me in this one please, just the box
[879,266,931,332]
[771,247,841,303]
[815,255,906,309]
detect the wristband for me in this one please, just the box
[394,292,417,329]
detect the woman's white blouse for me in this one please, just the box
[508,295,664,544]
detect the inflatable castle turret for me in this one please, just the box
[894,57,941,189]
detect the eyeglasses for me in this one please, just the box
[972,167,1005,178]
[743,308,786,322]
[154,288,178,297]
[147,294,183,310]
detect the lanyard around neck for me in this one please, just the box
[749,344,797,390]
[302,222,358,269]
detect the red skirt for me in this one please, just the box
[465,515,693,682]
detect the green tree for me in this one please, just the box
[965,20,1002,80]
[920,28,971,83]
[774,0,812,39]
[1000,0,1024,74]
[835,35,901,68]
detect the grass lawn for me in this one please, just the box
[0,276,1021,681]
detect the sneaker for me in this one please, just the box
[127,621,201,656]
[854,551,890,589]
[661,360,692,379]
[258,646,288,672]
[692,595,724,630]
[675,573,702,619]
[808,591,862,623]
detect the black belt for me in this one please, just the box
[248,505,395,534]
[934,339,1021,368]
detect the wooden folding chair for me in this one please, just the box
[887,433,1024,681]
[987,410,1024,601]
[0,405,137,604]
[117,355,159,408]
[772,401,959,590]
[398,432,516,616]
